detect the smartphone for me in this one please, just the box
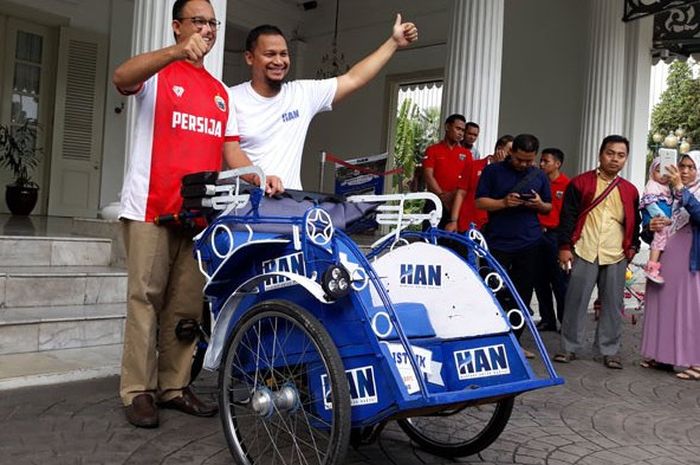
[658,148,677,176]
[518,192,536,201]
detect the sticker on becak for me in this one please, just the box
[321,365,378,410]
[214,95,226,112]
[454,344,510,380]
[383,342,444,393]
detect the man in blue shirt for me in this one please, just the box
[476,134,552,340]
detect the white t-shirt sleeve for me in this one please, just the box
[133,75,155,100]
[225,86,240,139]
[302,78,337,115]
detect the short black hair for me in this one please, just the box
[542,147,565,165]
[512,134,539,154]
[445,114,466,125]
[599,135,629,155]
[494,134,513,152]
[172,0,210,21]
[466,122,480,131]
[246,25,286,52]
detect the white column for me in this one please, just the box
[441,0,504,158]
[123,0,173,180]
[577,0,626,173]
[204,0,227,79]
[622,16,653,190]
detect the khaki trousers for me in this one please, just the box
[119,220,205,406]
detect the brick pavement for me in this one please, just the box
[1,321,699,465]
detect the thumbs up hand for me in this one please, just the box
[392,13,418,47]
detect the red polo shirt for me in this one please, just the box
[538,172,570,229]
[456,157,489,231]
[423,141,473,193]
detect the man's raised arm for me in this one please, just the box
[113,33,209,93]
[333,14,418,104]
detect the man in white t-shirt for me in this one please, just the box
[229,16,419,190]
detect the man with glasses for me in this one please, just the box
[228,16,418,190]
[113,0,281,428]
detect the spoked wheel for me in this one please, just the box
[397,396,514,457]
[219,300,351,465]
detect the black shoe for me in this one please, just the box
[536,321,557,332]
[125,394,159,428]
[159,387,218,417]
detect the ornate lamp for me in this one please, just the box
[680,139,691,154]
[663,132,679,148]
[315,0,350,79]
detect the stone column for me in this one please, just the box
[577,0,626,173]
[622,16,653,189]
[441,0,504,158]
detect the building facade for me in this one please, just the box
[0,0,660,218]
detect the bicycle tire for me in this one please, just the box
[218,299,351,465]
[397,396,514,457]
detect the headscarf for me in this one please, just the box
[670,150,700,234]
[640,157,672,207]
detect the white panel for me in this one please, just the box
[370,242,510,339]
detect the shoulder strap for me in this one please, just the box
[580,177,621,217]
[510,168,541,194]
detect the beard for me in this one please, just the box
[264,76,284,92]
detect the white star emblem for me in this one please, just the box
[305,208,334,245]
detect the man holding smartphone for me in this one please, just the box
[475,134,552,350]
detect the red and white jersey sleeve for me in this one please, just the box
[119,61,238,222]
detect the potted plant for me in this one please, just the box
[0,119,42,215]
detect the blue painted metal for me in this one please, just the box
[193,189,564,429]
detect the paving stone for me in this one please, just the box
[0,322,698,464]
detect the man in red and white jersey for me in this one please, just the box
[113,0,281,428]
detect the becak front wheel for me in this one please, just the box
[218,299,351,465]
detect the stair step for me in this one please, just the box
[0,344,122,390]
[0,303,126,355]
[0,265,127,307]
[0,235,112,267]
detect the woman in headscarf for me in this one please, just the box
[641,150,700,380]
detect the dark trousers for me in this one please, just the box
[491,244,539,339]
[534,230,569,326]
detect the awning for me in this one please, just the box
[653,2,700,57]
[624,1,700,58]
[623,0,698,22]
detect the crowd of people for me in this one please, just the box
[425,113,700,379]
[111,0,700,430]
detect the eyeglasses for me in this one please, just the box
[678,163,697,171]
[178,17,221,30]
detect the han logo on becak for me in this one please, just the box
[454,344,510,380]
[171,111,222,137]
[399,263,442,287]
[261,252,305,290]
[321,366,378,410]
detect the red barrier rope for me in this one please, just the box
[325,152,404,177]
